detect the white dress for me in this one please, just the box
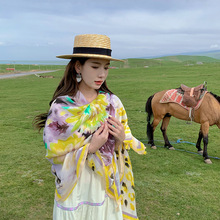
[53,162,123,220]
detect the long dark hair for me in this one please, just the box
[34,57,113,130]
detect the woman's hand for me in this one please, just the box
[88,120,109,153]
[107,116,125,146]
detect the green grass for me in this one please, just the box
[0,59,220,219]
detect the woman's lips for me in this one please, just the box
[95,81,103,85]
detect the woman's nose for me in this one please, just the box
[98,68,106,77]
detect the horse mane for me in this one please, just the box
[209,92,220,103]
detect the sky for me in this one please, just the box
[1,0,220,61]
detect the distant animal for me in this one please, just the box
[145,84,220,164]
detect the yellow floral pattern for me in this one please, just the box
[46,133,85,160]
[65,94,108,133]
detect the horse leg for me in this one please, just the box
[196,128,203,154]
[147,117,161,149]
[147,121,155,148]
[160,114,175,150]
[201,122,212,164]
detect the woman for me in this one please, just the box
[35,34,146,220]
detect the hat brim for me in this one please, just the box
[56,53,124,62]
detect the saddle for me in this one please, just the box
[179,83,207,108]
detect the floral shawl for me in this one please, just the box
[43,91,146,220]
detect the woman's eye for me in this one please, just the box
[92,66,99,69]
[105,67,109,70]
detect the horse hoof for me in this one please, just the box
[151,146,157,150]
[198,150,203,155]
[169,147,175,150]
[204,159,212,164]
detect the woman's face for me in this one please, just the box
[76,58,110,91]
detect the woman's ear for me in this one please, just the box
[75,61,81,74]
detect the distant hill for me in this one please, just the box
[138,49,220,60]
[157,55,220,63]
[110,55,220,68]
[193,50,220,59]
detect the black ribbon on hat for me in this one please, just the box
[73,47,112,56]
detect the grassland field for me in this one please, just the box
[0,56,220,219]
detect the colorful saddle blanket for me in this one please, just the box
[160,89,207,110]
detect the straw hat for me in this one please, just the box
[56,34,123,62]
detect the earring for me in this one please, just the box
[76,73,82,82]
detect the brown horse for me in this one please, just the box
[146,90,220,164]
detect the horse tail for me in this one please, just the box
[146,94,155,143]
[145,94,154,122]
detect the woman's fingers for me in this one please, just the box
[102,120,109,136]
[107,122,117,132]
[107,117,125,143]
[89,121,109,153]
[95,120,108,138]
[95,122,104,135]
[108,115,119,123]
[107,117,120,130]
[95,117,124,140]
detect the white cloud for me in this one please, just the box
[210,44,219,49]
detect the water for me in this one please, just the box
[0,60,69,65]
